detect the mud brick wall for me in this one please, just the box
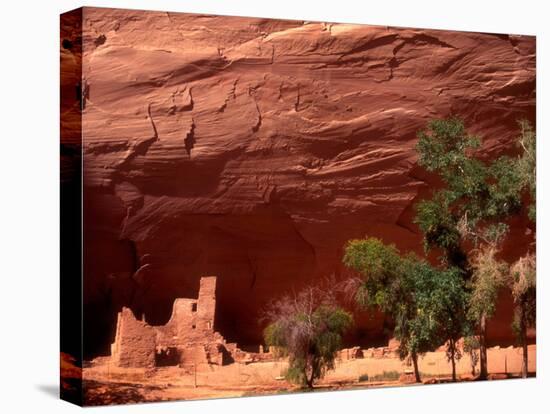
[111,308,156,368]
[165,298,198,339]
[196,276,217,332]
[111,276,228,368]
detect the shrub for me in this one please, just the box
[264,286,353,388]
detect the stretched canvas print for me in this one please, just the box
[60,6,536,406]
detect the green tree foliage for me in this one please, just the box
[468,246,507,379]
[342,238,405,313]
[414,118,536,380]
[263,287,353,388]
[509,253,536,378]
[414,118,531,267]
[340,118,535,383]
[344,238,469,382]
[417,263,469,382]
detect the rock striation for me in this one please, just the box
[61,7,535,358]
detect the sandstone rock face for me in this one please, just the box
[63,8,535,358]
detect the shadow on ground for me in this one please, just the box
[36,384,59,399]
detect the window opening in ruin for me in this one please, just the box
[192,324,196,329]
[155,347,180,367]
[191,303,197,312]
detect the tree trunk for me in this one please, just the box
[521,339,528,378]
[479,314,488,380]
[450,340,457,382]
[306,361,315,388]
[520,308,528,379]
[412,351,421,383]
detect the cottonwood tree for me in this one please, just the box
[468,246,507,379]
[341,119,534,382]
[509,253,536,378]
[343,239,425,381]
[415,118,524,270]
[515,120,536,222]
[508,122,536,378]
[414,118,536,378]
[408,259,469,382]
[463,336,480,377]
[263,286,352,388]
[344,238,468,382]
[431,266,469,382]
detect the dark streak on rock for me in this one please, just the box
[94,34,107,47]
[184,119,196,156]
[147,103,159,141]
[252,100,262,133]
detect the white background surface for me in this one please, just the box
[0,0,548,412]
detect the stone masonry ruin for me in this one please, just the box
[111,276,246,369]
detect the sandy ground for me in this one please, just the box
[82,344,536,405]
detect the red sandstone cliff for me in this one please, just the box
[61,7,535,357]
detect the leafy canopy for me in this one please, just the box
[414,118,532,261]
[263,287,353,388]
[343,238,469,362]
